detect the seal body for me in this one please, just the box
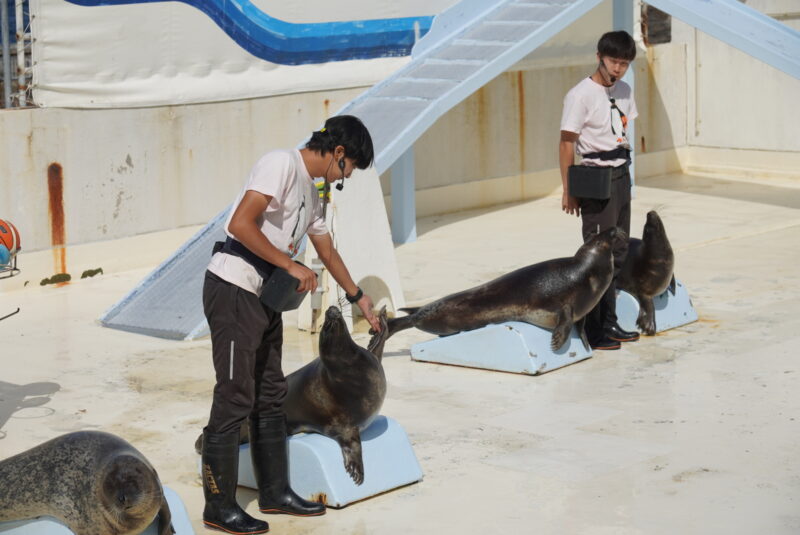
[0,430,173,535]
[386,227,619,350]
[617,210,675,335]
[283,306,389,485]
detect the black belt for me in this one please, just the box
[213,237,276,280]
[582,146,631,164]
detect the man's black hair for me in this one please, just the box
[305,115,375,169]
[597,30,636,61]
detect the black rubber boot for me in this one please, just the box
[202,430,270,534]
[250,414,326,516]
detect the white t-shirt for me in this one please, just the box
[560,76,638,167]
[207,149,328,295]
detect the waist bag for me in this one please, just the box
[213,237,312,312]
[568,147,630,200]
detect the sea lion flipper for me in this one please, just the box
[366,307,390,360]
[158,489,175,535]
[668,275,676,296]
[550,305,574,351]
[332,428,364,485]
[636,297,656,336]
[575,316,590,352]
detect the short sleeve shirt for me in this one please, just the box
[561,77,638,167]
[207,149,328,295]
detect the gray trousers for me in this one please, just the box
[579,168,632,340]
[203,271,287,435]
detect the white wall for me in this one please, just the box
[0,87,365,254]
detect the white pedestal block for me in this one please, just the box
[410,321,592,375]
[237,415,422,508]
[0,486,194,535]
[616,279,698,334]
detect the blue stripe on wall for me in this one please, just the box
[65,0,434,64]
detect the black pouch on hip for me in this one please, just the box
[215,237,312,312]
[259,262,313,312]
[567,165,612,200]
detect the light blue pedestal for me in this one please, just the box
[0,486,194,535]
[410,321,592,375]
[616,279,698,333]
[237,415,422,508]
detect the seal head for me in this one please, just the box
[0,430,173,535]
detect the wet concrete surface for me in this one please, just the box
[1,173,799,535]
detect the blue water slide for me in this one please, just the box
[64,0,434,64]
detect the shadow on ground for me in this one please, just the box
[0,381,60,440]
[640,174,800,209]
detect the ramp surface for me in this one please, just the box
[648,0,800,80]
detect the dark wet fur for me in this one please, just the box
[617,210,675,335]
[0,431,173,535]
[384,227,620,351]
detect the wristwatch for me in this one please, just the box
[345,287,364,304]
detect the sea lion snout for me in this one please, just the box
[325,306,343,321]
[323,306,346,332]
[591,226,626,248]
[101,454,161,519]
[644,210,666,237]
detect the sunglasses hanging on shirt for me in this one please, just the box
[607,92,628,138]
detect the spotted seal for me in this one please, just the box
[385,227,621,351]
[0,430,173,535]
[616,210,676,335]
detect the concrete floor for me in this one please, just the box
[1,172,799,534]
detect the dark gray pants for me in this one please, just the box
[203,271,287,435]
[579,169,631,341]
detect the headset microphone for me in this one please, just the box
[336,158,345,191]
[599,59,616,84]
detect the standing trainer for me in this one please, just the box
[201,115,382,534]
[559,31,640,350]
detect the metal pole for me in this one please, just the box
[14,0,24,106]
[391,147,417,244]
[1,0,11,107]
[613,0,636,191]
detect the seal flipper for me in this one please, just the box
[668,274,676,296]
[158,489,175,535]
[636,296,656,336]
[550,304,574,351]
[331,427,364,485]
[575,316,590,352]
[366,307,389,361]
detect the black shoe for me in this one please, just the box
[590,336,621,350]
[202,430,270,534]
[250,415,326,517]
[606,324,640,342]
